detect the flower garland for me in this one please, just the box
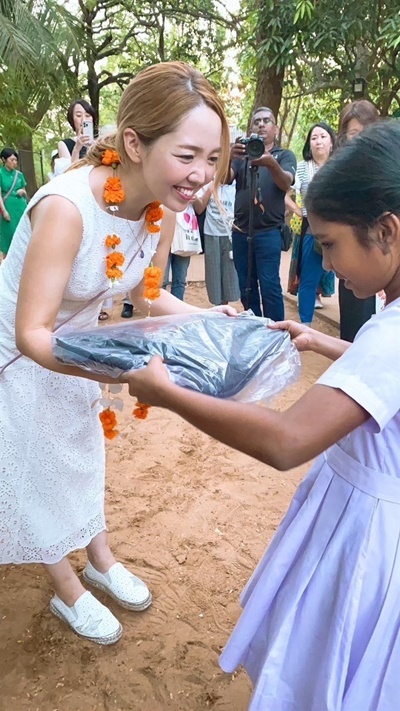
[99,149,164,436]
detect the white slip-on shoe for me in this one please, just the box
[83,561,152,612]
[50,590,123,645]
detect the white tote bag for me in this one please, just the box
[171,205,202,257]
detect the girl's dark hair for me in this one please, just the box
[306,121,400,243]
[1,147,18,161]
[302,122,336,161]
[67,99,96,131]
[338,100,379,142]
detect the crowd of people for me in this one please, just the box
[0,60,399,711]
[1,96,383,344]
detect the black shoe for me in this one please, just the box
[121,303,134,318]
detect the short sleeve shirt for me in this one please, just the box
[317,297,400,473]
[232,146,296,234]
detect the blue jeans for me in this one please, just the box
[232,228,284,320]
[298,233,324,323]
[163,253,191,301]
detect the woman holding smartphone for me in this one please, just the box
[57,99,96,169]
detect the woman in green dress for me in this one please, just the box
[0,148,27,257]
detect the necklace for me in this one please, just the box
[125,217,151,259]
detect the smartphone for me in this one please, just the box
[82,119,94,141]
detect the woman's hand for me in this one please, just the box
[209,304,237,316]
[16,189,26,198]
[75,131,92,151]
[119,355,174,406]
[2,209,10,221]
[269,320,316,352]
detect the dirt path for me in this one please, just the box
[0,286,338,711]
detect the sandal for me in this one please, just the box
[50,591,122,645]
[98,310,109,321]
[83,561,152,611]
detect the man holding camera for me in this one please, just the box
[230,107,296,320]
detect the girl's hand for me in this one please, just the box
[269,320,315,352]
[2,210,10,222]
[209,304,237,316]
[119,355,174,405]
[16,189,26,197]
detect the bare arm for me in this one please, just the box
[57,140,72,160]
[252,153,293,191]
[15,196,118,383]
[121,357,369,471]
[0,188,9,219]
[193,183,213,215]
[285,193,302,217]
[193,185,212,214]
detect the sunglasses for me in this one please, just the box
[252,117,275,127]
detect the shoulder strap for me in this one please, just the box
[2,171,20,202]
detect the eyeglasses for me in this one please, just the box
[252,117,275,127]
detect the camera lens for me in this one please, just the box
[247,135,265,160]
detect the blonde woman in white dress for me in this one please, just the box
[0,62,232,645]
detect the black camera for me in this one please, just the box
[239,133,265,160]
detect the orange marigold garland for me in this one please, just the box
[99,152,164,435]
[99,408,119,439]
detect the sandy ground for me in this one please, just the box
[0,285,338,711]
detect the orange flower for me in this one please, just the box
[143,264,162,302]
[105,234,121,248]
[145,266,162,280]
[146,205,164,222]
[99,408,119,438]
[147,224,161,234]
[106,251,125,268]
[133,402,151,420]
[104,177,125,204]
[106,266,123,280]
[144,287,161,301]
[99,408,117,427]
[102,150,121,166]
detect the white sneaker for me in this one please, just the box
[50,591,122,645]
[314,297,323,310]
[83,561,152,611]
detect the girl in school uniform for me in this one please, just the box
[122,120,400,710]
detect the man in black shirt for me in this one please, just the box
[230,107,296,319]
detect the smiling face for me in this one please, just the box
[133,104,222,211]
[308,213,400,301]
[310,126,333,163]
[250,109,277,146]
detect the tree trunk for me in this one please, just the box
[18,134,38,196]
[252,65,285,121]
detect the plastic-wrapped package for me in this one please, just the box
[53,312,301,404]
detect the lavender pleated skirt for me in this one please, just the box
[220,444,400,711]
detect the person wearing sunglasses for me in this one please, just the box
[229,107,296,320]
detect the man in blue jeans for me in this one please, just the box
[230,107,296,320]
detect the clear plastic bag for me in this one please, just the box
[53,312,301,404]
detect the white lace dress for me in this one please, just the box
[0,165,160,564]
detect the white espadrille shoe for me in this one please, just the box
[83,561,152,612]
[50,591,123,645]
